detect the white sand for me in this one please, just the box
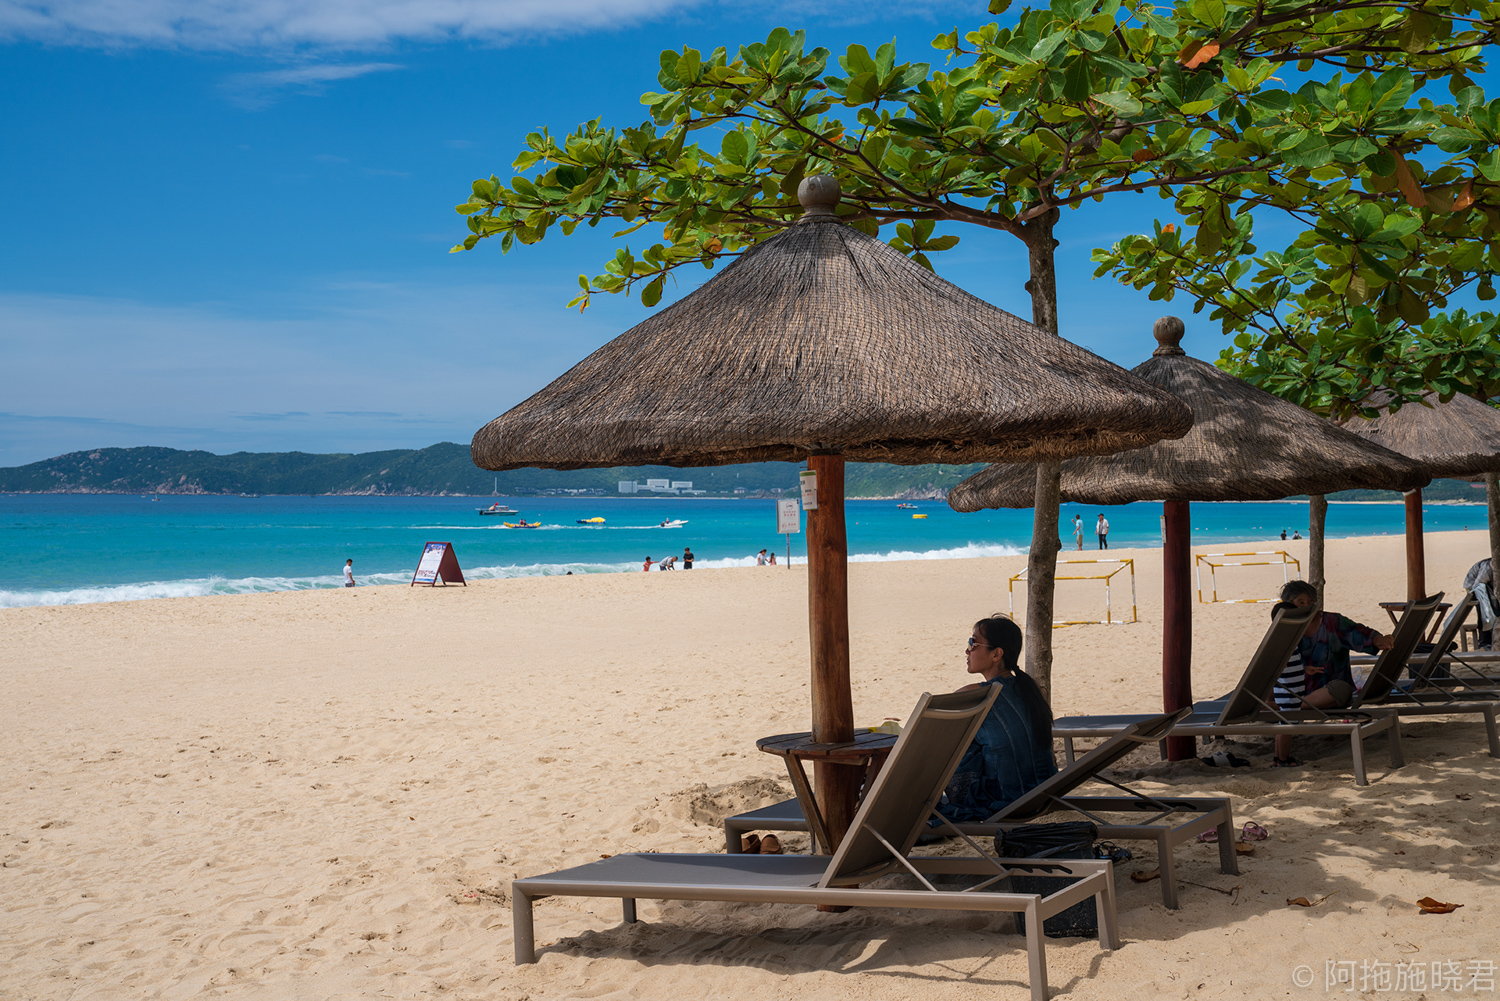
[2,530,1497,999]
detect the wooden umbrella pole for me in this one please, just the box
[806,453,857,850]
[1405,489,1426,601]
[1162,500,1195,761]
[1309,494,1327,604]
[1489,472,1500,588]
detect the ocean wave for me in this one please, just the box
[0,543,1023,608]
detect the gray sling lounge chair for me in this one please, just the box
[1333,593,1500,756]
[727,707,1237,909]
[1054,602,1404,786]
[1362,592,1500,688]
[513,688,1120,1001]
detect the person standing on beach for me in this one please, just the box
[756,549,768,566]
[643,556,654,572]
[1096,514,1109,550]
[1072,515,1084,551]
[343,559,355,587]
[683,547,694,569]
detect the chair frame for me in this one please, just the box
[514,689,1119,1001]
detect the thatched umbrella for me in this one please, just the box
[472,177,1192,845]
[947,317,1429,760]
[1339,392,1500,601]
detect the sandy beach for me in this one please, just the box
[3,529,1498,1000]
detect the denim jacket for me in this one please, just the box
[941,674,1058,823]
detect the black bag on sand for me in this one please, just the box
[997,821,1100,938]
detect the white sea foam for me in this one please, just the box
[0,543,1023,608]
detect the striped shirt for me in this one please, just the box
[1274,650,1306,713]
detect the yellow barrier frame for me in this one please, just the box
[1194,550,1302,604]
[1009,558,1138,628]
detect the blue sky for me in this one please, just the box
[3,0,1242,468]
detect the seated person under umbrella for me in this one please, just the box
[1270,580,1393,767]
[940,614,1058,823]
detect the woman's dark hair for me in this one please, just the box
[1280,580,1318,604]
[974,615,1023,674]
[973,614,1053,732]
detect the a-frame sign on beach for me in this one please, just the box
[411,542,466,586]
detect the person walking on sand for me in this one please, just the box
[683,547,694,569]
[343,559,356,588]
[1096,514,1109,550]
[1072,515,1084,551]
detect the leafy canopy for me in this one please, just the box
[452,0,1500,319]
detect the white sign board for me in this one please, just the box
[413,542,446,583]
[799,469,818,510]
[777,498,801,535]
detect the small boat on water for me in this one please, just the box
[504,520,542,529]
[576,517,606,524]
[658,519,688,528]
[897,502,918,509]
[479,502,519,515]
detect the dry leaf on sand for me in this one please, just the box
[1235,843,1255,855]
[1131,869,1161,883]
[1288,890,1340,907]
[1417,897,1463,914]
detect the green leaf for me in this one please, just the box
[1092,91,1143,117]
[640,274,665,307]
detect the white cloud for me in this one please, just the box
[0,0,699,49]
[220,61,402,108]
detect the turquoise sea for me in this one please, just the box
[0,493,1490,608]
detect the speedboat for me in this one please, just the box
[658,519,688,528]
[479,502,519,515]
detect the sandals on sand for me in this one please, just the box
[1272,755,1303,768]
[738,834,784,855]
[1198,822,1269,844]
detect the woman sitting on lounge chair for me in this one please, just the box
[1270,581,1392,767]
[941,615,1059,822]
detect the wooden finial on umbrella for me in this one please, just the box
[798,176,841,218]
[1153,316,1187,356]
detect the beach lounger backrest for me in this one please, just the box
[990,707,1191,823]
[1354,592,1444,707]
[820,686,997,888]
[1410,591,1475,683]
[1217,602,1319,724]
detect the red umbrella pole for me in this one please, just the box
[1404,489,1426,602]
[1162,500,1195,760]
[806,453,857,848]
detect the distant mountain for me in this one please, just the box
[2,445,1485,502]
[0,444,984,498]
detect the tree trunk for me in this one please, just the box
[1022,209,1061,702]
[805,453,857,852]
[1025,463,1062,704]
[1309,494,1327,604]
[1404,489,1426,601]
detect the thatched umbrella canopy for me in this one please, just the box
[473,177,1192,844]
[1340,391,1500,600]
[948,317,1429,760]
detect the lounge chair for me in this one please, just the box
[727,707,1237,909]
[1332,593,1500,757]
[1053,602,1404,786]
[1368,591,1500,688]
[513,688,1120,1001]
